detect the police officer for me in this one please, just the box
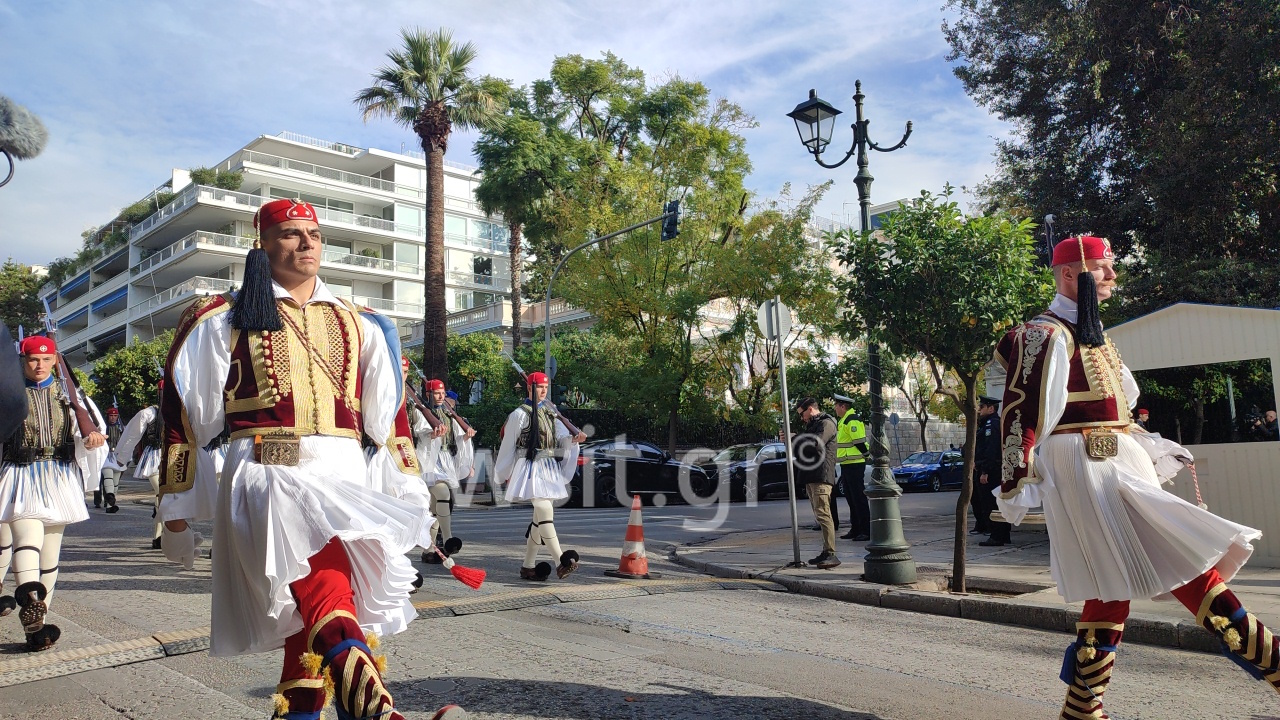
[833,394,870,541]
[972,395,1010,546]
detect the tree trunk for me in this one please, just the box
[918,415,929,452]
[1192,397,1205,445]
[667,404,679,455]
[423,143,448,382]
[509,222,523,350]
[952,375,978,593]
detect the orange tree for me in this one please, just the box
[833,187,1052,590]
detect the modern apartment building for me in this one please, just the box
[40,131,512,370]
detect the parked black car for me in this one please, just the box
[567,439,715,507]
[700,442,845,502]
[892,450,964,492]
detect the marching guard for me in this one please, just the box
[116,385,165,547]
[996,236,1275,718]
[494,372,584,581]
[159,199,462,720]
[420,378,474,563]
[0,336,107,651]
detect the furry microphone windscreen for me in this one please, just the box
[0,96,49,160]
[0,323,29,440]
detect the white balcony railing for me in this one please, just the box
[322,249,418,275]
[444,232,509,254]
[401,148,477,173]
[132,230,253,275]
[240,150,423,200]
[335,294,423,316]
[129,276,235,320]
[276,131,361,155]
[447,270,510,289]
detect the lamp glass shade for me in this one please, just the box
[787,90,842,156]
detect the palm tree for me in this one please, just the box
[474,103,567,351]
[355,27,502,381]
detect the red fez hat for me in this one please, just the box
[254,198,318,232]
[401,356,410,370]
[1051,235,1113,266]
[1137,408,1149,415]
[526,371,549,386]
[106,407,119,416]
[19,336,56,355]
[426,379,446,391]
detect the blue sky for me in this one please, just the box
[0,0,1008,265]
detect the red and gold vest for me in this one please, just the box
[1038,312,1132,430]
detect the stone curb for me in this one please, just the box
[668,548,1222,654]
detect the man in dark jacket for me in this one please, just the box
[790,397,840,568]
[973,395,1011,546]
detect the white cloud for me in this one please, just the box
[0,0,1010,264]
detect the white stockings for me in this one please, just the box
[9,518,64,602]
[429,483,453,540]
[523,498,563,568]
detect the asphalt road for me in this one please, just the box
[2,479,1276,719]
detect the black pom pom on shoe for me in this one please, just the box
[557,550,580,579]
[443,537,462,556]
[25,624,60,652]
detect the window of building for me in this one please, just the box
[473,256,493,284]
[454,291,473,310]
[444,214,467,238]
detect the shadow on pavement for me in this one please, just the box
[385,677,889,720]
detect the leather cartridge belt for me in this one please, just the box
[3,444,76,465]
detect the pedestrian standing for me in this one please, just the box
[997,235,1276,717]
[96,406,124,513]
[158,198,462,720]
[0,336,107,651]
[1135,408,1150,431]
[495,372,585,581]
[833,394,870,541]
[972,396,1010,546]
[788,397,840,569]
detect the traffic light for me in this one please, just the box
[553,384,568,405]
[661,200,680,241]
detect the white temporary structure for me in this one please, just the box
[1109,302,1280,566]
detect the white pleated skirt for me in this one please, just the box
[1039,433,1259,603]
[426,440,474,490]
[209,435,433,657]
[0,460,89,525]
[134,446,161,479]
[504,456,571,502]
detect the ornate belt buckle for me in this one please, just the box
[1085,427,1119,460]
[254,431,300,466]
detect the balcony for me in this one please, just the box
[322,249,418,275]
[408,298,592,345]
[129,276,236,322]
[133,230,254,276]
[276,131,361,156]
[447,270,510,290]
[334,294,423,317]
[238,149,425,201]
[444,232,509,254]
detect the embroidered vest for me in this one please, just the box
[1038,313,1132,429]
[223,299,365,441]
[4,381,75,464]
[515,404,558,451]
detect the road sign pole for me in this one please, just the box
[770,296,805,568]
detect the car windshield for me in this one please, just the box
[902,452,942,465]
[711,445,763,463]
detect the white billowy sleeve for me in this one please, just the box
[554,417,580,481]
[1121,364,1140,410]
[996,332,1071,525]
[114,405,157,465]
[74,393,109,491]
[171,318,231,448]
[358,315,421,491]
[493,409,527,485]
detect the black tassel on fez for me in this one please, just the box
[230,247,281,332]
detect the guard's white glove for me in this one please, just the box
[161,526,204,570]
[1131,428,1194,485]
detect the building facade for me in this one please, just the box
[41,131,511,369]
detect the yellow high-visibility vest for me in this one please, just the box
[836,408,866,464]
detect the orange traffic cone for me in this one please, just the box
[604,495,655,579]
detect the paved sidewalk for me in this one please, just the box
[668,514,1280,653]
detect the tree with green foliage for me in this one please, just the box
[89,331,173,419]
[473,84,573,349]
[504,53,760,450]
[355,27,504,382]
[189,166,243,190]
[834,188,1053,591]
[944,0,1280,320]
[0,260,44,331]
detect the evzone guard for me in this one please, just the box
[0,336,107,651]
[158,199,463,720]
[495,371,585,581]
[115,382,170,549]
[419,378,474,565]
[995,235,1277,718]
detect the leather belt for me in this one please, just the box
[1050,424,1131,436]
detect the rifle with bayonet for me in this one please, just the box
[40,296,100,438]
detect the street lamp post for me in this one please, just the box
[788,80,917,584]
